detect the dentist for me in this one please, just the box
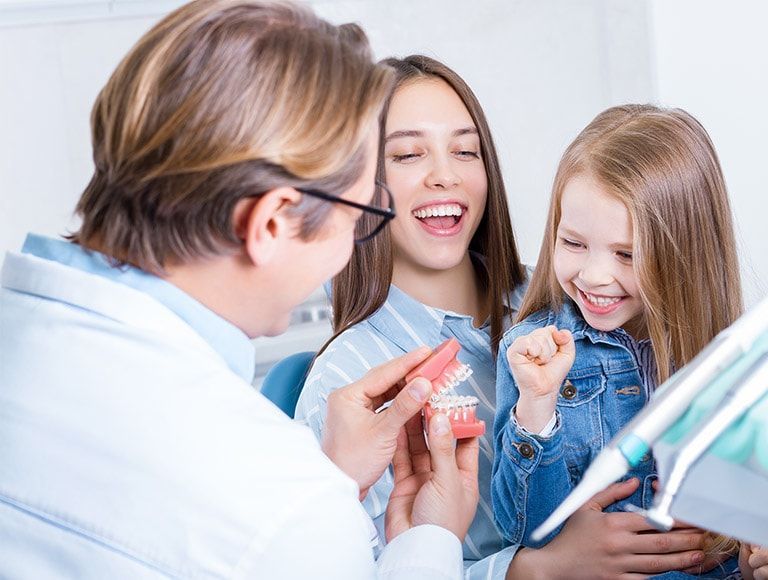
[0,1,478,578]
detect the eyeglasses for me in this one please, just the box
[296,180,396,244]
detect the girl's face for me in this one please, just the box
[383,78,487,273]
[553,173,646,337]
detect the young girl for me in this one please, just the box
[295,55,529,578]
[492,104,742,577]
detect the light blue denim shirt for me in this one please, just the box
[19,234,255,381]
[296,265,531,580]
[491,300,739,579]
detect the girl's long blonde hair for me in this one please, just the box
[520,104,742,384]
[521,104,742,556]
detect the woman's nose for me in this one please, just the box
[425,155,461,189]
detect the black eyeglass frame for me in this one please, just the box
[296,181,396,244]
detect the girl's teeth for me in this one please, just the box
[412,203,463,219]
[584,292,621,306]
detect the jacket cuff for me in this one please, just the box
[503,407,563,474]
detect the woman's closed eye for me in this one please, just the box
[454,149,480,160]
[390,152,421,163]
[615,250,633,262]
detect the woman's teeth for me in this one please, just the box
[412,203,463,219]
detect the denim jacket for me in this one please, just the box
[491,300,655,547]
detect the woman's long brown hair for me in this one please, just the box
[324,55,526,355]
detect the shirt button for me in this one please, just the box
[560,380,577,400]
[518,442,535,459]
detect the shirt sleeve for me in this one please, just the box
[463,544,520,580]
[295,336,396,523]
[512,405,559,438]
[235,484,463,579]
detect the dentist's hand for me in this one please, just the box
[321,347,433,500]
[385,411,479,542]
[507,326,575,432]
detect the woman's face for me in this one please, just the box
[383,78,487,274]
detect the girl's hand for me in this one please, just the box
[741,543,768,580]
[507,326,575,432]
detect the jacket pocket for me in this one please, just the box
[557,365,606,483]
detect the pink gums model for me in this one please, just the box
[405,338,485,438]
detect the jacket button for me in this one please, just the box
[560,380,577,400]
[518,442,535,459]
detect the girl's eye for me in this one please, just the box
[391,152,420,163]
[561,238,584,249]
[616,251,633,262]
[455,150,480,159]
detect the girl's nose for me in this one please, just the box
[578,255,615,288]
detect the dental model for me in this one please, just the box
[406,338,485,439]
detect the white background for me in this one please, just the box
[1,0,765,369]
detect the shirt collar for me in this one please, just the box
[365,253,529,353]
[21,234,255,382]
[367,284,449,352]
[555,298,649,347]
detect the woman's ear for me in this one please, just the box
[232,187,303,267]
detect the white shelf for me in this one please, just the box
[0,1,187,27]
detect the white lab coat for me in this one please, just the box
[0,249,462,579]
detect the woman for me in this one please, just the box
[296,55,528,578]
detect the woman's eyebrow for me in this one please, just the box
[453,127,478,137]
[385,126,478,142]
[385,129,422,142]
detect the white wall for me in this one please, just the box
[649,0,768,307]
[0,1,655,374]
[0,0,653,268]
[313,0,654,266]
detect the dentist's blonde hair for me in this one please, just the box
[69,0,393,273]
[520,104,742,557]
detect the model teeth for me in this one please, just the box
[431,395,480,413]
[433,362,473,410]
[583,292,621,306]
[412,203,463,219]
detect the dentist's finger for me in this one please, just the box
[378,376,432,437]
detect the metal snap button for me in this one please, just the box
[560,380,577,400]
[518,442,535,459]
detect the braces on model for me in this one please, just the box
[405,338,486,438]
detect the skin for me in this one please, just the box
[506,479,710,580]
[383,78,489,325]
[741,544,768,580]
[554,172,645,338]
